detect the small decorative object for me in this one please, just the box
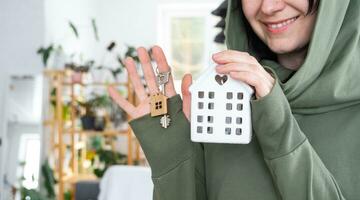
[189,65,254,144]
[71,71,83,84]
[150,70,172,128]
[150,93,168,117]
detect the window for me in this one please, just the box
[197,115,203,122]
[158,3,224,92]
[198,91,204,98]
[198,102,204,109]
[18,134,41,189]
[226,103,232,110]
[225,128,231,135]
[208,102,214,110]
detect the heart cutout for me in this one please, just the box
[215,74,228,85]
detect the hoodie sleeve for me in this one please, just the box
[129,95,207,200]
[250,68,346,200]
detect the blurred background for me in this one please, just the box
[0,0,227,199]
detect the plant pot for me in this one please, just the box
[81,115,95,130]
[94,117,106,131]
[71,72,83,84]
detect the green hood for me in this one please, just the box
[225,0,360,114]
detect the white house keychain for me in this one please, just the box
[189,65,254,144]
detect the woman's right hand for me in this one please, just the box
[108,45,192,121]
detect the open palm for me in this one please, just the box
[108,46,192,121]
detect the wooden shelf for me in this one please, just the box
[62,82,128,86]
[63,129,129,136]
[43,69,66,76]
[63,173,98,184]
[43,119,55,126]
[43,69,140,200]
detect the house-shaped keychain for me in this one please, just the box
[189,65,254,144]
[150,93,168,117]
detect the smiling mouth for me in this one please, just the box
[263,16,299,33]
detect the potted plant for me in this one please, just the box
[88,94,113,131]
[65,61,94,84]
[78,94,113,131]
[89,136,127,178]
[78,99,96,130]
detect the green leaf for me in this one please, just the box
[91,18,100,41]
[68,21,79,39]
[124,45,139,62]
[111,68,122,78]
[37,45,54,66]
[107,41,116,52]
[41,159,57,198]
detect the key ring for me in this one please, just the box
[156,67,172,75]
[155,67,171,88]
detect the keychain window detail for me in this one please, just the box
[225,117,232,124]
[197,116,203,122]
[208,103,214,109]
[155,101,162,109]
[198,91,204,98]
[236,128,242,135]
[236,117,242,124]
[225,128,231,135]
[209,92,215,99]
[226,103,232,110]
[208,116,213,123]
[198,102,204,109]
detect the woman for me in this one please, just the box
[108,0,360,199]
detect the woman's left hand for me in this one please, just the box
[213,50,275,99]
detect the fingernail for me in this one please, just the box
[126,57,135,64]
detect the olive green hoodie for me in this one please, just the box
[129,0,360,199]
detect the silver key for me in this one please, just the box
[157,72,170,96]
[160,115,171,128]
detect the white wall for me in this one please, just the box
[0,0,45,198]
[0,0,44,74]
[44,0,223,67]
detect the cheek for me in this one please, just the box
[288,0,310,14]
[241,0,261,20]
[296,14,317,44]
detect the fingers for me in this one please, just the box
[228,71,273,98]
[212,50,258,65]
[216,62,258,74]
[151,45,177,97]
[215,62,268,81]
[137,47,159,95]
[181,74,192,121]
[124,57,147,101]
[108,86,136,117]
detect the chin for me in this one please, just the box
[267,43,297,54]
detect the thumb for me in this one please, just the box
[181,74,192,121]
